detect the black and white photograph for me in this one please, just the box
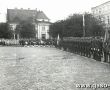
[0,0,110,90]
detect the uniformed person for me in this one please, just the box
[103,39,110,63]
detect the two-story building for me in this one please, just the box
[7,8,51,39]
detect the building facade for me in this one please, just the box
[91,1,110,29]
[7,8,51,39]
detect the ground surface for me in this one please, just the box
[0,46,110,90]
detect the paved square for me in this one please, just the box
[0,47,110,90]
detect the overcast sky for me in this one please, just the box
[0,0,109,22]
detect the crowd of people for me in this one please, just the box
[0,39,19,46]
[0,39,55,46]
[19,39,54,46]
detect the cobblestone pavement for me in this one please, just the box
[0,47,110,90]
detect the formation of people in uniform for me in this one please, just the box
[57,37,110,63]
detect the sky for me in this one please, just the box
[0,0,109,22]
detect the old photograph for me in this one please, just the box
[0,0,110,90]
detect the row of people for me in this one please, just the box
[0,39,19,45]
[58,37,110,63]
[19,39,54,46]
[0,39,54,46]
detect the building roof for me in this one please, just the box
[7,8,49,23]
[36,11,49,20]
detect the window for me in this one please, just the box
[47,30,49,33]
[105,6,108,11]
[107,16,110,24]
[99,8,101,13]
[96,9,98,13]
[42,26,45,31]
[107,5,109,10]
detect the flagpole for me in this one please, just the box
[104,26,109,42]
[57,34,60,45]
[83,13,85,37]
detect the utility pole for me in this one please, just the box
[83,13,85,37]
